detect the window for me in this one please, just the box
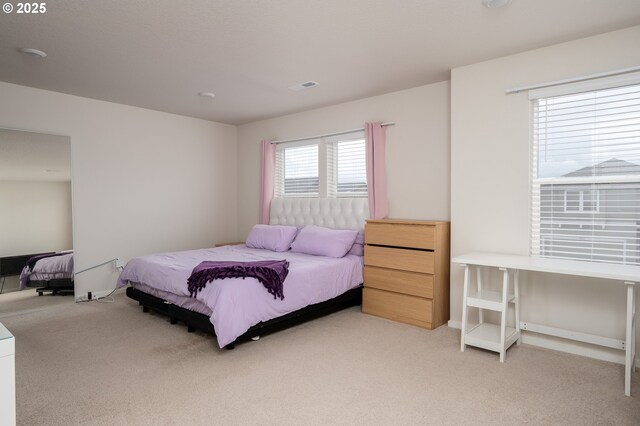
[530,74,640,266]
[563,189,599,213]
[275,144,319,198]
[328,138,367,198]
[275,131,367,199]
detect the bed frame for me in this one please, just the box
[125,197,370,349]
[29,278,74,296]
[126,285,362,349]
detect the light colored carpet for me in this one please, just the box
[0,289,638,425]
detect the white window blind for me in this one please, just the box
[530,74,640,266]
[274,130,367,199]
[275,143,319,198]
[327,135,367,198]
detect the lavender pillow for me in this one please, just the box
[347,229,365,256]
[290,225,358,258]
[245,224,298,252]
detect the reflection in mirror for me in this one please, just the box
[0,129,73,296]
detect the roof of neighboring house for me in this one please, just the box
[563,158,640,177]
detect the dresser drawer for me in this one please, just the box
[364,266,433,298]
[365,222,435,250]
[364,245,434,274]
[362,288,433,329]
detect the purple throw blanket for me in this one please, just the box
[187,260,289,300]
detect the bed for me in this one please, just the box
[118,198,369,349]
[19,251,74,296]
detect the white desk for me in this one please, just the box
[452,252,639,396]
[0,322,16,426]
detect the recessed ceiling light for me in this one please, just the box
[483,0,512,8]
[19,48,47,58]
[198,92,216,99]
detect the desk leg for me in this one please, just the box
[499,268,509,363]
[515,269,521,346]
[633,285,636,374]
[477,267,484,325]
[624,282,635,397]
[460,265,470,353]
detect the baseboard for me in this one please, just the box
[447,320,640,369]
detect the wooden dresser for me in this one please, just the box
[362,219,450,329]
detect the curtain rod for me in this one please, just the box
[505,65,640,95]
[270,122,395,144]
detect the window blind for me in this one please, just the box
[326,133,367,198]
[530,75,640,266]
[275,143,319,198]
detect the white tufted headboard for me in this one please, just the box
[269,198,369,230]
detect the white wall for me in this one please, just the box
[0,181,73,292]
[451,25,640,363]
[237,81,450,238]
[0,82,238,300]
[0,181,73,256]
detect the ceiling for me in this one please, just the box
[0,129,71,181]
[1,1,639,125]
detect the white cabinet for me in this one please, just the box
[0,323,15,426]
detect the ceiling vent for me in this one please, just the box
[288,81,320,91]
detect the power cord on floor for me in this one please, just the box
[95,286,118,303]
[76,286,119,303]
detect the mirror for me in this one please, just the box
[0,128,73,296]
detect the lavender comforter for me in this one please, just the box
[117,245,363,348]
[20,252,74,289]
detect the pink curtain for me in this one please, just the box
[365,122,388,219]
[259,139,276,224]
